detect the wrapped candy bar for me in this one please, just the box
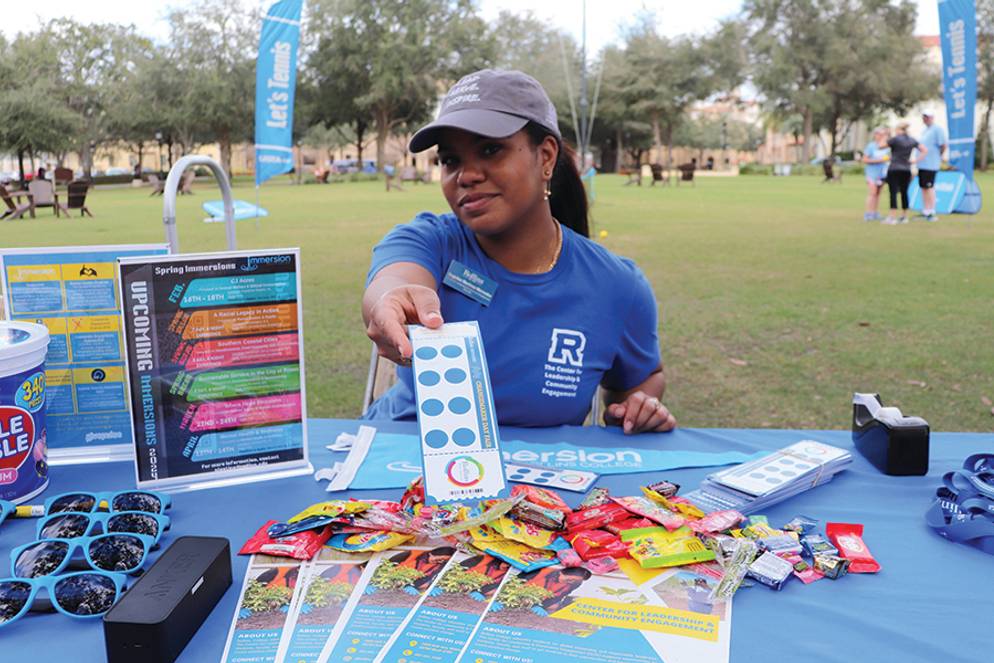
[494,516,562,550]
[565,502,630,532]
[783,515,819,535]
[641,480,680,503]
[612,496,685,531]
[800,533,838,558]
[512,485,571,514]
[326,531,413,553]
[746,551,794,590]
[567,529,630,560]
[783,554,824,584]
[476,539,558,572]
[240,520,331,560]
[687,510,745,535]
[757,534,803,556]
[605,517,655,536]
[825,522,881,573]
[510,499,567,531]
[579,487,612,509]
[557,547,583,567]
[628,534,715,569]
[813,554,851,579]
[583,555,620,574]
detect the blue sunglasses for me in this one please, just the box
[42,490,171,515]
[11,533,155,578]
[36,511,170,545]
[0,571,127,627]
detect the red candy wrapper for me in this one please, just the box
[240,520,330,560]
[825,522,881,573]
[565,503,630,533]
[512,485,571,514]
[567,529,629,560]
[583,556,620,574]
[605,517,655,536]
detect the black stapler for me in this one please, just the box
[852,392,929,476]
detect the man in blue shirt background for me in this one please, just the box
[917,110,947,222]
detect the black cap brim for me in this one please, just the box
[409,109,529,153]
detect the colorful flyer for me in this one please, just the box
[375,550,512,663]
[409,322,508,504]
[0,245,169,460]
[457,563,730,663]
[221,554,305,663]
[276,550,370,663]
[117,249,309,489]
[316,544,458,663]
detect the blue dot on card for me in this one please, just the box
[452,428,476,446]
[509,474,525,481]
[445,368,466,384]
[425,430,448,448]
[535,477,549,484]
[749,473,764,479]
[540,472,555,478]
[418,371,440,386]
[441,345,462,358]
[448,397,471,414]
[416,347,438,360]
[421,399,444,416]
[766,476,782,484]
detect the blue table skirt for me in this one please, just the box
[1,419,991,662]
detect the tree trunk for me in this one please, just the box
[980,97,993,171]
[167,137,174,169]
[801,107,813,163]
[137,141,144,176]
[615,127,624,173]
[219,132,233,179]
[17,148,26,187]
[355,119,366,164]
[829,116,839,158]
[651,115,663,165]
[665,124,674,169]
[374,108,389,173]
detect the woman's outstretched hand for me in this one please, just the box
[366,284,444,364]
[604,391,676,434]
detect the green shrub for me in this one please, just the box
[348,172,380,183]
[494,575,553,609]
[738,163,772,176]
[435,565,491,594]
[370,560,425,590]
[242,580,293,613]
[305,578,353,608]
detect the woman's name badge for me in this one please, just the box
[443,260,497,306]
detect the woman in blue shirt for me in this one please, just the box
[362,69,674,434]
[862,127,890,221]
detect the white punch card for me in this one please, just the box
[409,321,509,504]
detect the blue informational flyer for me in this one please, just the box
[316,545,458,663]
[221,555,304,663]
[0,245,169,460]
[277,551,370,663]
[374,550,513,663]
[457,564,731,663]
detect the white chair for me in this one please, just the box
[27,179,68,217]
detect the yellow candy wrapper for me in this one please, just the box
[495,516,560,550]
[326,531,413,553]
[629,533,716,569]
[472,538,558,572]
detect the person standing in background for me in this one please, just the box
[884,123,926,225]
[916,110,947,222]
[862,128,890,221]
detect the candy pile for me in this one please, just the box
[240,477,880,600]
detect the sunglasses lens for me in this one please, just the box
[88,535,145,573]
[111,492,162,514]
[14,541,70,578]
[107,513,159,538]
[0,581,32,624]
[49,493,97,514]
[41,514,91,539]
[53,573,118,616]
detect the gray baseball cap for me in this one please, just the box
[409,69,561,153]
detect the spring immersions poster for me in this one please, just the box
[118,249,309,490]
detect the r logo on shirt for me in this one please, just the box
[547,328,586,367]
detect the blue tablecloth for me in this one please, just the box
[1,419,991,661]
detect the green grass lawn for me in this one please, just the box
[3,171,992,431]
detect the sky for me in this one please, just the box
[2,0,942,52]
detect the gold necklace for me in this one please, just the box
[545,219,563,272]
